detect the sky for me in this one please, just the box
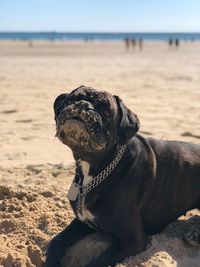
[0,0,200,32]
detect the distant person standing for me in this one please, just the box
[138,38,143,51]
[175,38,180,48]
[168,38,173,48]
[124,37,130,50]
[131,38,136,49]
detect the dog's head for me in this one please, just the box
[54,86,139,155]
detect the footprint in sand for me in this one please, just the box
[181,131,200,139]
[2,110,18,114]
[16,119,33,123]
[21,136,37,141]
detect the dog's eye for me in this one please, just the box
[102,110,110,117]
[105,111,110,117]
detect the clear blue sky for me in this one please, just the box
[1,0,200,32]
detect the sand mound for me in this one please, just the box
[119,210,200,267]
[0,166,199,267]
[0,185,73,267]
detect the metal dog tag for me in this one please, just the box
[67,182,80,201]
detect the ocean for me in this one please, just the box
[0,32,200,41]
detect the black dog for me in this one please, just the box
[45,86,200,267]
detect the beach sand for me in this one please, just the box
[0,40,200,266]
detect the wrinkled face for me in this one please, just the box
[54,86,119,153]
[54,86,140,156]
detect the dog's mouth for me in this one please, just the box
[55,101,107,152]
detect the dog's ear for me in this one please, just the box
[53,93,68,118]
[114,96,140,145]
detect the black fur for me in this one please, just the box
[46,86,200,267]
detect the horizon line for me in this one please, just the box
[0,30,200,34]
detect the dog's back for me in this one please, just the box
[140,137,200,234]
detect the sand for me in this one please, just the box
[0,40,200,266]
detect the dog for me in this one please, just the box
[45,86,200,267]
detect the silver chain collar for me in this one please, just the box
[76,144,127,215]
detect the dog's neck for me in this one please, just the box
[73,143,120,177]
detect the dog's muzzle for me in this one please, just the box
[56,100,107,151]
